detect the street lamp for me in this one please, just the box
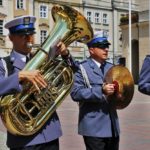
[111,0,115,64]
[82,1,86,60]
[129,0,132,72]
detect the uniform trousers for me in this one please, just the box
[83,136,119,150]
[10,139,59,150]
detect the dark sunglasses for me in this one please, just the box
[91,41,110,49]
[97,44,109,49]
[92,43,110,49]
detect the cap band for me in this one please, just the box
[9,23,34,33]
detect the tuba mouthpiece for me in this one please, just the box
[27,43,33,49]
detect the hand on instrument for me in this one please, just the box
[102,83,115,96]
[19,70,47,92]
[56,41,69,56]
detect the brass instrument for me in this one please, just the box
[0,5,93,135]
[104,65,134,109]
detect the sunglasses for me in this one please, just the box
[97,45,109,49]
[92,43,110,49]
[90,41,110,49]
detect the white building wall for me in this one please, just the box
[0,0,14,56]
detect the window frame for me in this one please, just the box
[86,10,93,23]
[39,4,48,19]
[102,12,109,25]
[0,20,3,35]
[40,30,48,44]
[94,11,101,24]
[16,0,25,10]
[0,0,3,6]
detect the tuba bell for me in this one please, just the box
[0,4,93,136]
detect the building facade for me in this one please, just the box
[120,0,149,83]
[0,0,34,56]
[0,0,139,66]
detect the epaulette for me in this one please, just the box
[1,56,13,76]
[80,59,87,64]
[106,61,113,65]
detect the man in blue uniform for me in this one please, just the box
[70,31,120,150]
[0,15,71,150]
[138,55,150,95]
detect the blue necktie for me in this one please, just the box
[26,56,30,63]
[100,64,104,74]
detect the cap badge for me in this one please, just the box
[23,17,30,25]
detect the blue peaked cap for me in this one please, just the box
[87,31,111,47]
[5,15,36,35]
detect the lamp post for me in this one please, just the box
[149,0,150,51]
[129,0,132,72]
[111,0,115,64]
[82,1,86,60]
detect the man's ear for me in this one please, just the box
[9,34,13,41]
[89,47,94,54]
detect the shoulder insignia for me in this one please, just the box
[106,61,113,65]
[80,59,87,64]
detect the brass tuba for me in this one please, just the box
[0,5,93,136]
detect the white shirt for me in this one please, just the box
[12,50,29,63]
[92,58,102,68]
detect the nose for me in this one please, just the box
[24,34,34,42]
[103,48,109,51]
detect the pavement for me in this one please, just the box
[0,85,150,150]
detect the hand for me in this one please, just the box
[56,41,69,56]
[102,83,115,96]
[19,70,47,92]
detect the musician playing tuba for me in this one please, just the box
[70,31,120,150]
[0,15,73,150]
[0,2,94,149]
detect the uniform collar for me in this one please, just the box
[91,58,104,68]
[88,58,105,77]
[10,50,29,70]
[11,50,29,63]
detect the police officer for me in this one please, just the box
[0,15,70,150]
[138,55,150,95]
[70,31,120,150]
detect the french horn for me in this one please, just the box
[0,4,93,135]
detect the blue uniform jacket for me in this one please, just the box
[138,55,150,95]
[70,58,120,138]
[0,51,62,148]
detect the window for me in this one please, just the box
[0,0,3,6]
[16,0,24,9]
[102,13,109,25]
[95,12,100,24]
[39,5,48,18]
[0,20,3,35]
[40,30,47,44]
[119,0,124,6]
[87,11,92,23]
[103,30,109,37]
